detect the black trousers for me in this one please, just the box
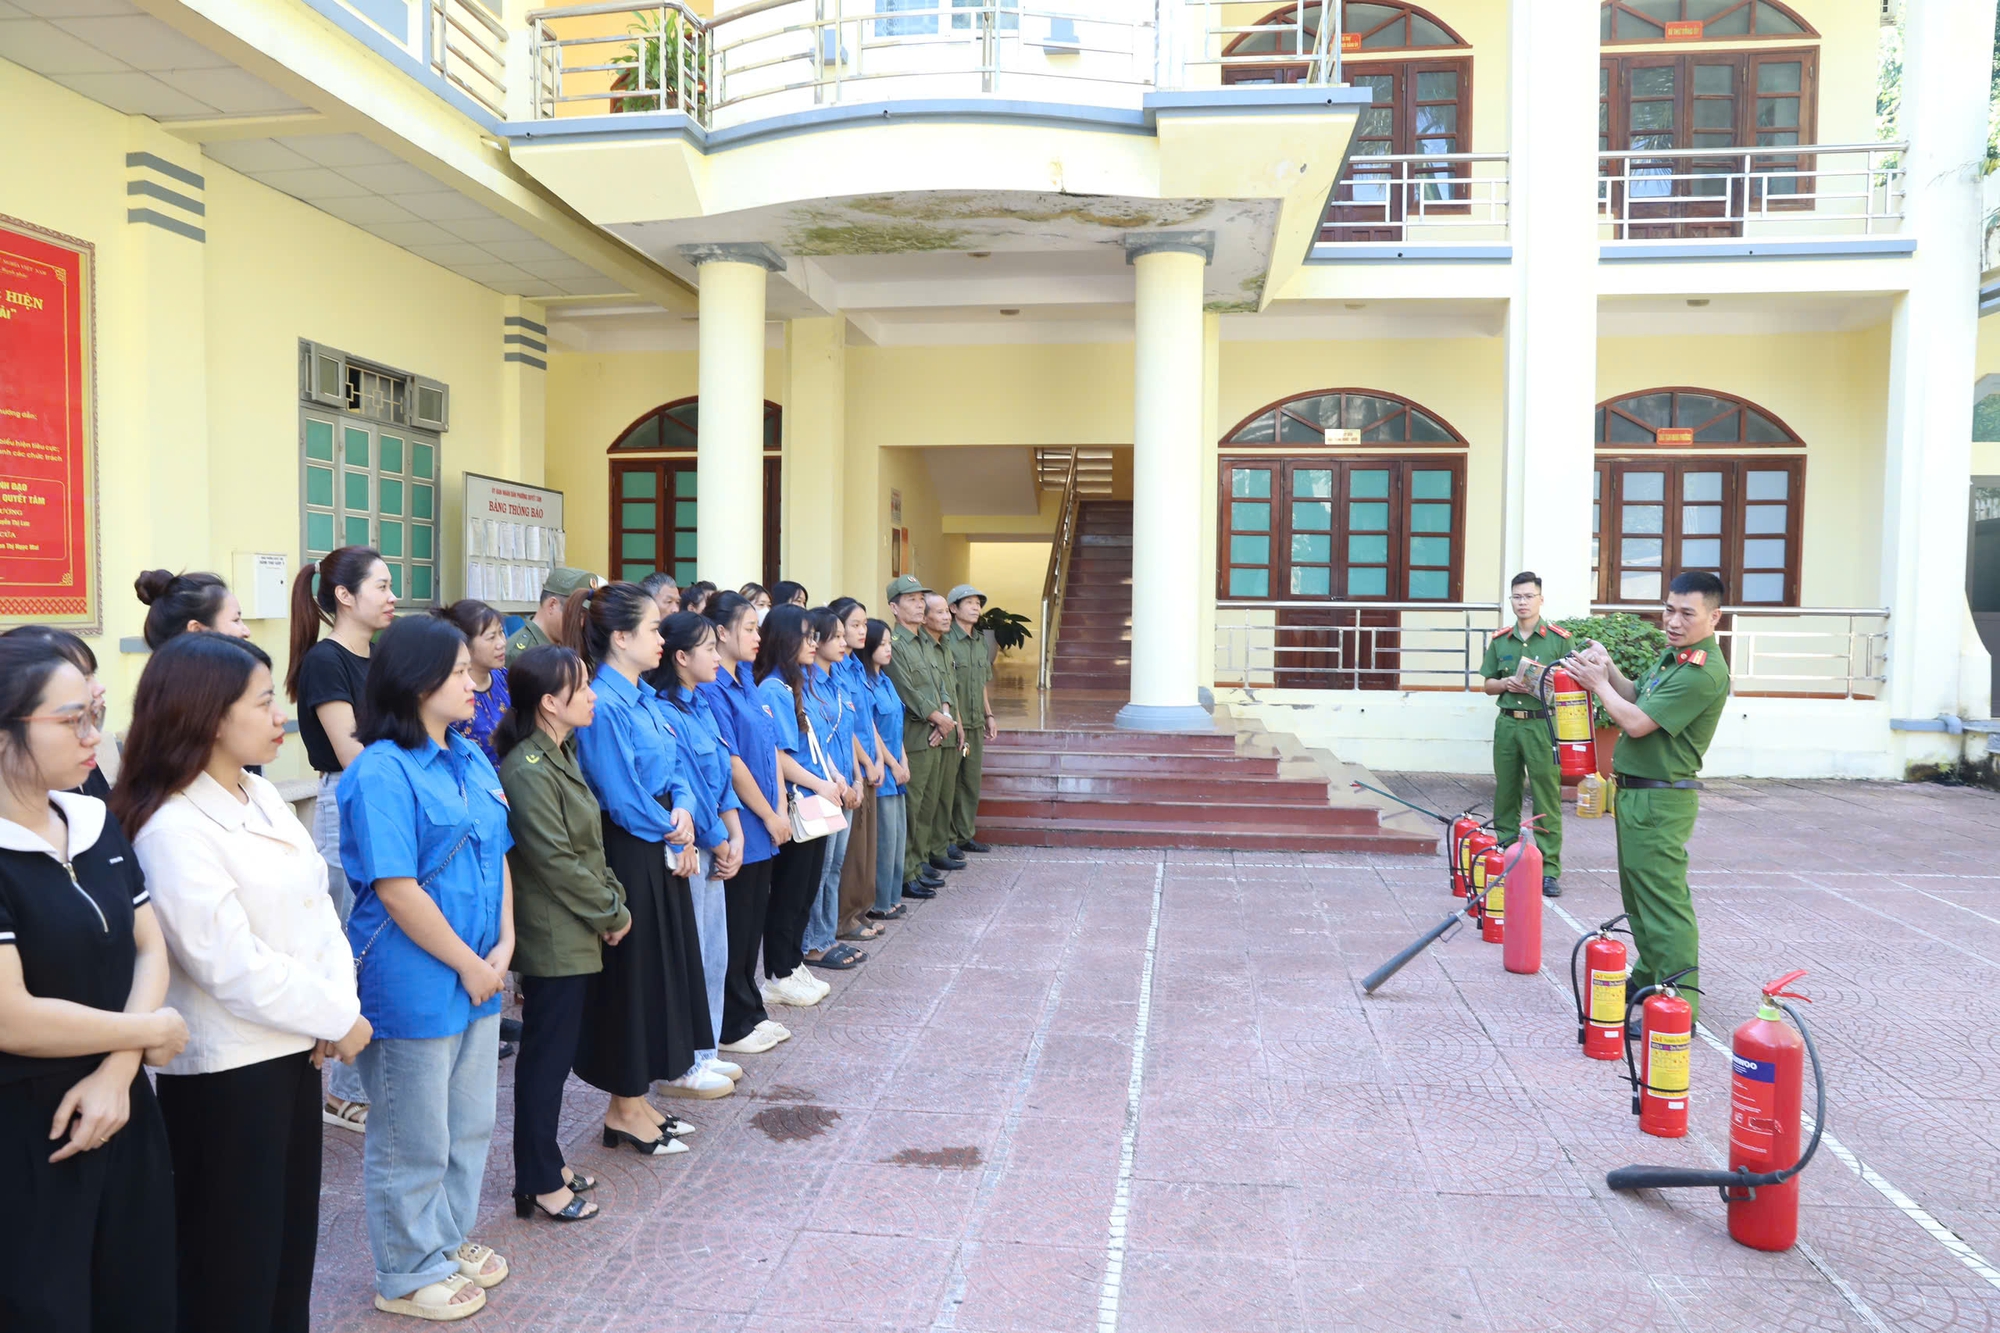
[721,859,774,1043]
[155,1049,321,1333]
[763,837,828,981]
[0,1068,176,1333]
[514,972,588,1197]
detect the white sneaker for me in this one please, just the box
[754,1019,792,1040]
[791,964,833,1000]
[762,977,820,1008]
[783,973,825,1006]
[719,1028,783,1054]
[660,1066,735,1100]
[705,1058,743,1082]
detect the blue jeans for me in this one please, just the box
[875,792,907,912]
[804,823,850,953]
[685,849,727,1061]
[354,1014,500,1299]
[312,773,368,1107]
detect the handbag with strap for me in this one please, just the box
[788,707,849,843]
[351,813,475,979]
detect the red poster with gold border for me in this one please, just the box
[0,215,97,632]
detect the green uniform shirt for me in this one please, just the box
[505,617,553,666]
[497,728,631,977]
[947,624,992,723]
[885,622,946,724]
[1613,634,1731,783]
[922,630,958,719]
[1478,619,1571,709]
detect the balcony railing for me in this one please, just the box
[432,0,508,116]
[1318,153,1510,243]
[1215,602,1888,700]
[1597,142,1906,242]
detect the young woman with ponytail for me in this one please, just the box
[566,584,727,1151]
[799,607,866,972]
[283,546,394,1133]
[697,593,791,1055]
[134,569,251,650]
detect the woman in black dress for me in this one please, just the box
[0,633,189,1331]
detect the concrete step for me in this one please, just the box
[983,751,1280,778]
[975,817,1438,854]
[983,772,1362,809]
[987,728,1239,754]
[978,794,1383,831]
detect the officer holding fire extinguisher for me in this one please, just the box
[1479,571,1568,899]
[1563,570,1732,1029]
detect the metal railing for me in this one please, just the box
[1181,0,1340,85]
[1597,142,1907,240]
[432,0,508,115]
[1318,152,1510,242]
[1214,603,1890,700]
[1037,452,1084,692]
[529,0,711,119]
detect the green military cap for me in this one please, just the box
[542,566,598,600]
[886,573,932,602]
[946,584,985,607]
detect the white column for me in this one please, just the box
[1881,0,2000,749]
[1117,232,1213,732]
[679,244,782,585]
[1500,0,1599,616]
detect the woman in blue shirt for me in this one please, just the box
[566,583,728,1144]
[656,613,745,1094]
[337,614,514,1321]
[862,618,914,920]
[437,600,510,767]
[798,608,863,973]
[752,607,846,1008]
[827,599,889,951]
[697,593,792,1055]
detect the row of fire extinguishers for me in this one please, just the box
[1364,662,1830,1255]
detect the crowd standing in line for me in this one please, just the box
[0,553,1000,1324]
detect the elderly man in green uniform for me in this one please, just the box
[1479,571,1570,898]
[945,583,997,855]
[507,566,598,664]
[1564,570,1731,1027]
[922,591,968,875]
[884,576,953,898]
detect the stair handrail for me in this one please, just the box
[1037,451,1084,692]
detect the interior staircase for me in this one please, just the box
[1047,500,1133,691]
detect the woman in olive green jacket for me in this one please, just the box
[495,645,633,1223]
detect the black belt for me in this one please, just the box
[1615,775,1702,791]
[1501,708,1549,720]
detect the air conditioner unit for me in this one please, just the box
[1880,0,1901,26]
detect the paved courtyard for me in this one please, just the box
[311,776,2000,1331]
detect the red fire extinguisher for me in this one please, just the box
[1478,844,1506,942]
[1607,971,1825,1254]
[1463,830,1497,915]
[1500,826,1542,975]
[1569,914,1631,1060]
[1539,664,1599,783]
[1449,814,1484,898]
[1622,969,1698,1139]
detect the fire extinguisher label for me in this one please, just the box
[1589,970,1626,1022]
[1730,1055,1780,1157]
[1487,879,1504,915]
[1647,1030,1691,1095]
[1554,695,1591,741]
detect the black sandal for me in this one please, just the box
[563,1170,597,1193]
[867,905,908,921]
[515,1192,599,1221]
[806,944,865,970]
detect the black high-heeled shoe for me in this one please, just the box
[515,1192,598,1221]
[602,1125,686,1157]
[562,1170,597,1193]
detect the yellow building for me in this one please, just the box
[0,0,1993,781]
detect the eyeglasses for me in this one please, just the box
[23,700,108,741]
[1509,592,1540,602]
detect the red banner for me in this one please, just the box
[1663,19,1703,39]
[0,218,95,626]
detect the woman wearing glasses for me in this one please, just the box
[0,633,189,1333]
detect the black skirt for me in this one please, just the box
[573,817,713,1098]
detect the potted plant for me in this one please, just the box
[610,10,708,114]
[1552,611,1668,776]
[975,605,1032,664]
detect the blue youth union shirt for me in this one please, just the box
[809,665,855,783]
[701,662,782,865]
[757,674,832,784]
[338,732,513,1040]
[574,665,697,845]
[867,668,907,796]
[659,683,742,852]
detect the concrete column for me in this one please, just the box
[498,297,547,483]
[1117,232,1213,732]
[1499,0,1599,616]
[781,315,846,594]
[679,243,782,586]
[1881,0,2000,760]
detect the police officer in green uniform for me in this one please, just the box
[921,592,968,875]
[883,576,952,896]
[945,584,996,855]
[1478,571,1569,898]
[506,566,598,664]
[1563,570,1731,1027]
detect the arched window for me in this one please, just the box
[607,396,783,589]
[1226,388,1464,446]
[1225,1,1466,59]
[1601,0,1815,43]
[1594,387,1803,607]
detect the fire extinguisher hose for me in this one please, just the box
[1605,1000,1827,1200]
[1568,913,1631,1037]
[1361,859,1513,994]
[1347,780,1470,827]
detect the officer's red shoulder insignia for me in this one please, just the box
[1494,624,1511,634]
[1550,625,1571,639]
[1678,649,1707,666]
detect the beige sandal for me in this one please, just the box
[322,1096,368,1132]
[455,1241,508,1289]
[373,1274,485,1321]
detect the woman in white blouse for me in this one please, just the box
[110,633,371,1333]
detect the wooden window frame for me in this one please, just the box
[609,456,783,591]
[607,396,783,455]
[1600,0,1818,45]
[1592,456,1804,607]
[1224,386,1469,447]
[1596,385,1803,448]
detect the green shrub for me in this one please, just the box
[1551,611,1667,726]
[976,605,1032,653]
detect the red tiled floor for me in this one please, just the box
[306,775,2000,1330]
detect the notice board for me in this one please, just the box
[462,472,566,612]
[0,215,98,632]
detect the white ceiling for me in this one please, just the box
[0,0,307,118]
